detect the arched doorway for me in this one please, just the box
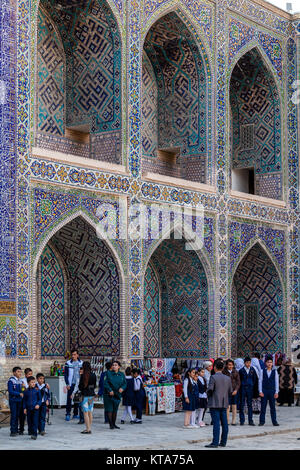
[231,243,284,357]
[38,216,121,358]
[36,0,122,163]
[230,48,282,199]
[144,236,209,358]
[141,11,208,183]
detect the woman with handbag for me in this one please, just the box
[103,360,127,429]
[78,361,96,434]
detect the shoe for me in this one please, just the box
[219,443,226,447]
[205,443,218,448]
[40,431,46,436]
[78,421,84,424]
[200,422,206,427]
[273,423,279,426]
[31,435,37,440]
[121,420,125,424]
[114,424,120,429]
[109,425,115,429]
[231,423,236,426]
[192,424,199,428]
[249,422,255,426]
[10,433,18,437]
[130,420,135,424]
[81,430,91,434]
[65,415,71,421]
[73,415,79,420]
[240,422,244,426]
[134,421,142,424]
[259,423,264,426]
[18,431,24,435]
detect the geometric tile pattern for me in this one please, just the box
[37,8,64,136]
[143,12,207,159]
[149,237,209,358]
[1,0,298,365]
[51,217,120,356]
[144,261,160,357]
[232,243,284,356]
[40,245,65,356]
[230,48,282,198]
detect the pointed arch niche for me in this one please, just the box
[36,215,121,358]
[141,11,209,184]
[229,47,282,200]
[35,0,122,164]
[143,234,209,358]
[231,242,284,357]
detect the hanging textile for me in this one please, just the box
[151,358,167,382]
[175,383,183,411]
[165,385,175,414]
[145,386,157,415]
[157,386,167,412]
[165,358,176,376]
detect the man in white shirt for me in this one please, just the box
[258,358,279,426]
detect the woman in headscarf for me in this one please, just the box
[250,357,261,414]
[234,358,244,371]
[277,358,298,406]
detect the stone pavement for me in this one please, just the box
[1,405,300,450]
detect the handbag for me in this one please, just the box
[73,391,83,403]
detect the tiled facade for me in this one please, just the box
[0,0,299,383]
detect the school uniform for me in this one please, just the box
[36,383,50,433]
[121,376,135,422]
[183,378,198,411]
[133,375,146,422]
[7,376,24,435]
[259,368,279,425]
[239,366,258,425]
[23,387,42,437]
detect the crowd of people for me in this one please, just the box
[6,349,298,446]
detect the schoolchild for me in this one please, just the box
[36,373,50,435]
[19,367,33,433]
[7,366,25,437]
[223,359,241,425]
[259,358,280,426]
[183,369,199,429]
[196,368,208,427]
[132,368,146,424]
[190,370,200,428]
[121,367,135,424]
[239,356,259,426]
[23,376,42,440]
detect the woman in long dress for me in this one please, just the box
[277,358,298,406]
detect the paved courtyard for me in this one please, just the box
[1,404,300,450]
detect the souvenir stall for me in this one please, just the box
[131,358,180,415]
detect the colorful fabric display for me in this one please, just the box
[157,386,167,412]
[145,386,157,415]
[165,358,176,376]
[151,358,167,382]
[175,383,183,411]
[165,385,175,414]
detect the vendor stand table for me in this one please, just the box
[45,376,67,407]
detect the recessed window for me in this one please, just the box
[232,167,255,194]
[244,303,259,330]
